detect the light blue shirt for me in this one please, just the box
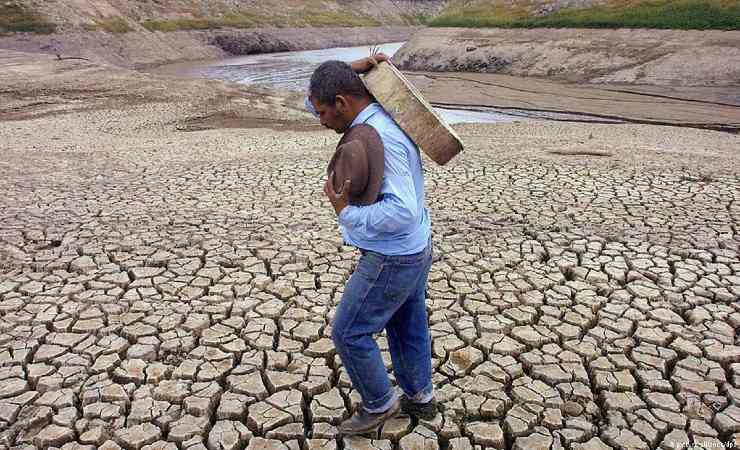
[308,100,431,255]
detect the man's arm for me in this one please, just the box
[325,132,418,236]
[337,169,418,237]
[340,195,414,236]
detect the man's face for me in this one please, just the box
[310,96,350,134]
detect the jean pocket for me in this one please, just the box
[384,261,423,302]
[355,251,384,283]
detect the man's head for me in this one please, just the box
[309,60,371,134]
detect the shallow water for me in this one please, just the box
[190,42,406,92]
[167,42,519,124]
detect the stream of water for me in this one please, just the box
[159,42,519,124]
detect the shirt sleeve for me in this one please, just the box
[338,171,418,238]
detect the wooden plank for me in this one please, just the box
[362,61,464,165]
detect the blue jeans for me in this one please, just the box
[331,240,434,413]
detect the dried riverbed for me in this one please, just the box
[1,49,740,449]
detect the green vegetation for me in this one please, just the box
[0,2,387,34]
[141,10,380,31]
[301,11,382,27]
[430,0,740,30]
[400,12,432,25]
[85,17,133,33]
[141,13,259,32]
[0,2,55,34]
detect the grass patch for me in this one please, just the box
[87,17,133,33]
[142,18,228,32]
[220,13,261,28]
[430,0,740,30]
[301,11,381,27]
[0,2,56,34]
[141,10,380,31]
[141,13,259,32]
[400,12,432,25]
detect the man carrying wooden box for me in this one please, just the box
[305,54,437,435]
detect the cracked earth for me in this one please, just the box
[1,52,740,450]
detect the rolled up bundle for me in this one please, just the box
[362,61,463,165]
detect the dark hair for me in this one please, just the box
[309,60,369,106]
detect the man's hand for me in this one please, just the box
[324,172,351,215]
[350,53,390,74]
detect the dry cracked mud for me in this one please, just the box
[1,50,740,450]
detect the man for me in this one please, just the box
[306,55,436,435]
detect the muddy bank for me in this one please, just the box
[408,72,740,131]
[0,49,310,129]
[0,26,417,69]
[394,27,740,87]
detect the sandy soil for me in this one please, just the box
[394,27,740,87]
[1,49,740,449]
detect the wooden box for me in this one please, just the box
[362,61,463,165]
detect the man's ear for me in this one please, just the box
[335,94,348,113]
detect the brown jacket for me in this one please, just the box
[326,124,385,206]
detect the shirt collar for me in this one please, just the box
[350,102,381,128]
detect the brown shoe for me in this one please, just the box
[338,399,401,436]
[400,395,438,420]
